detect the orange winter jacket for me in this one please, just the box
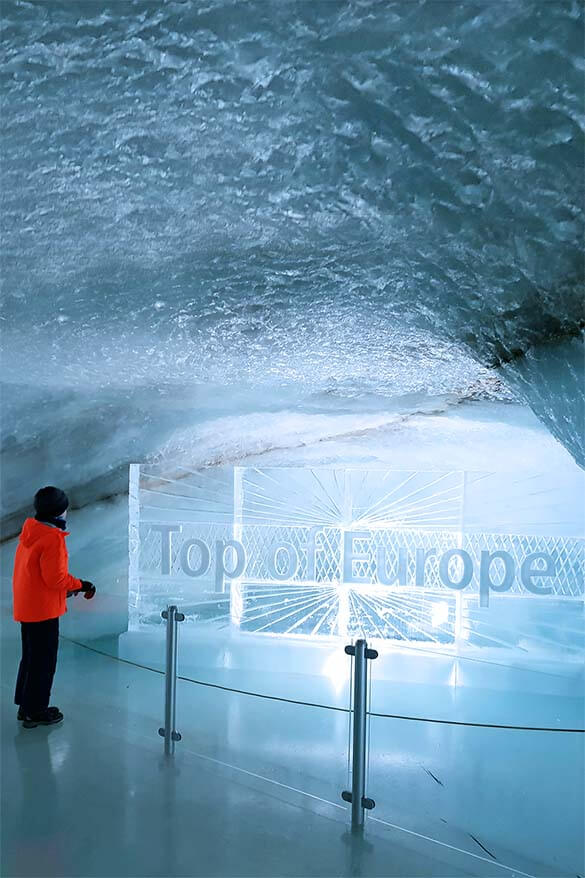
[13,518,82,623]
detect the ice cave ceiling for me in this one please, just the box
[0,0,584,520]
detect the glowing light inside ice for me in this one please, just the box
[130,465,584,650]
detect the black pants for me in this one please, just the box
[14,618,59,716]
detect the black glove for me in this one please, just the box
[80,580,96,600]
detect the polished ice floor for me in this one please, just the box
[2,624,557,878]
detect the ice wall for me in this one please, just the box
[1,0,584,526]
[500,332,585,468]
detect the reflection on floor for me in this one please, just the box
[115,627,585,876]
[3,624,562,878]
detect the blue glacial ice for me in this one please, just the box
[0,2,583,874]
[1,0,584,527]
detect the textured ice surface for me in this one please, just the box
[1,0,584,522]
[502,334,585,467]
[2,1,583,350]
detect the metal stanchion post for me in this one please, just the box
[342,638,378,830]
[158,605,185,756]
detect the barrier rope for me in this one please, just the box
[60,635,585,733]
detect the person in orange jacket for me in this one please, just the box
[13,486,96,729]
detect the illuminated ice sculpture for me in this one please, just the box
[129,466,584,651]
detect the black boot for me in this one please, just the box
[22,707,63,729]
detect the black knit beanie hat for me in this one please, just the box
[34,486,69,519]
